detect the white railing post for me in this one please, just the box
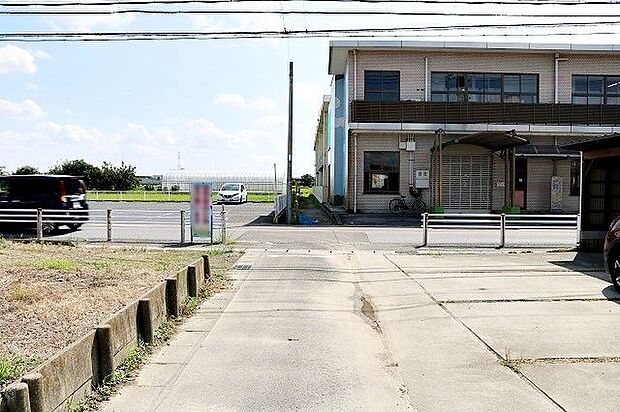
[106,209,112,242]
[499,213,506,248]
[575,213,581,247]
[36,208,43,241]
[180,210,186,244]
[422,212,428,247]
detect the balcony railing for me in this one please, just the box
[350,100,620,126]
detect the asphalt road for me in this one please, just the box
[104,250,618,411]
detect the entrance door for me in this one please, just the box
[514,158,527,209]
[442,154,491,211]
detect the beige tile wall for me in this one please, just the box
[347,49,620,105]
[346,133,579,213]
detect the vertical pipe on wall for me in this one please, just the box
[554,53,560,104]
[353,50,358,100]
[353,133,358,214]
[424,57,429,101]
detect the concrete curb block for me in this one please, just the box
[3,384,29,412]
[1,256,207,412]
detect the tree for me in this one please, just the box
[13,165,40,175]
[49,159,101,188]
[99,161,139,190]
[297,173,315,187]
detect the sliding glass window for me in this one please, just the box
[431,73,538,103]
[572,75,620,105]
[364,71,400,102]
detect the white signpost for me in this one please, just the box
[191,182,213,243]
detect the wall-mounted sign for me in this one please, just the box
[191,182,213,242]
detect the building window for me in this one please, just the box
[364,71,400,102]
[570,158,580,196]
[364,152,400,193]
[431,73,538,103]
[572,75,620,105]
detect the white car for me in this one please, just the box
[217,183,248,204]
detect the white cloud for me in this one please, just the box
[296,82,326,108]
[185,118,270,148]
[39,121,120,144]
[33,50,51,60]
[213,93,276,111]
[26,83,39,91]
[45,15,135,32]
[0,45,38,75]
[0,99,44,119]
[214,93,246,108]
[126,123,178,146]
[255,114,286,126]
[64,109,74,116]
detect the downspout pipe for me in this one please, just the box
[353,50,358,100]
[424,57,429,101]
[554,54,569,104]
[353,133,358,214]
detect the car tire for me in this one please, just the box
[69,223,82,231]
[42,221,57,235]
[611,254,620,293]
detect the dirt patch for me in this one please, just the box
[0,241,240,387]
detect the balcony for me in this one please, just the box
[350,100,620,126]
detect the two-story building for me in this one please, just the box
[314,95,331,203]
[323,40,620,214]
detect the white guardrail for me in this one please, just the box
[420,212,580,248]
[274,193,289,222]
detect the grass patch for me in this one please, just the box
[36,258,78,271]
[91,191,277,203]
[0,353,42,389]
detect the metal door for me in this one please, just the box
[442,154,491,210]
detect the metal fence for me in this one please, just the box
[421,213,580,248]
[0,207,231,244]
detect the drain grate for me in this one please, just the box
[234,264,252,270]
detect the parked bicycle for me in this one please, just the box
[389,187,427,216]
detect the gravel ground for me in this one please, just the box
[0,241,240,387]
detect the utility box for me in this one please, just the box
[406,141,416,151]
[399,141,407,150]
[416,169,429,188]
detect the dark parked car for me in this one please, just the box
[0,175,89,233]
[604,215,620,293]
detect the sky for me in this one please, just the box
[0,1,619,177]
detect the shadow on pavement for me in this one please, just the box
[341,213,422,228]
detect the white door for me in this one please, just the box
[442,154,491,211]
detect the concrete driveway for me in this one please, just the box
[104,250,619,411]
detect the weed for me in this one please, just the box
[181,297,199,317]
[37,258,77,271]
[0,353,42,389]
[10,288,30,302]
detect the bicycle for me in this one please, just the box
[389,187,427,216]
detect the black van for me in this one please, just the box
[0,175,89,233]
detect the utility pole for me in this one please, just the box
[286,62,294,224]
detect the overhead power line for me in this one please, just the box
[2,28,620,41]
[5,8,620,18]
[4,0,620,7]
[2,19,620,41]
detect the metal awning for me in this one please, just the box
[515,144,580,158]
[439,131,529,152]
[563,133,620,151]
